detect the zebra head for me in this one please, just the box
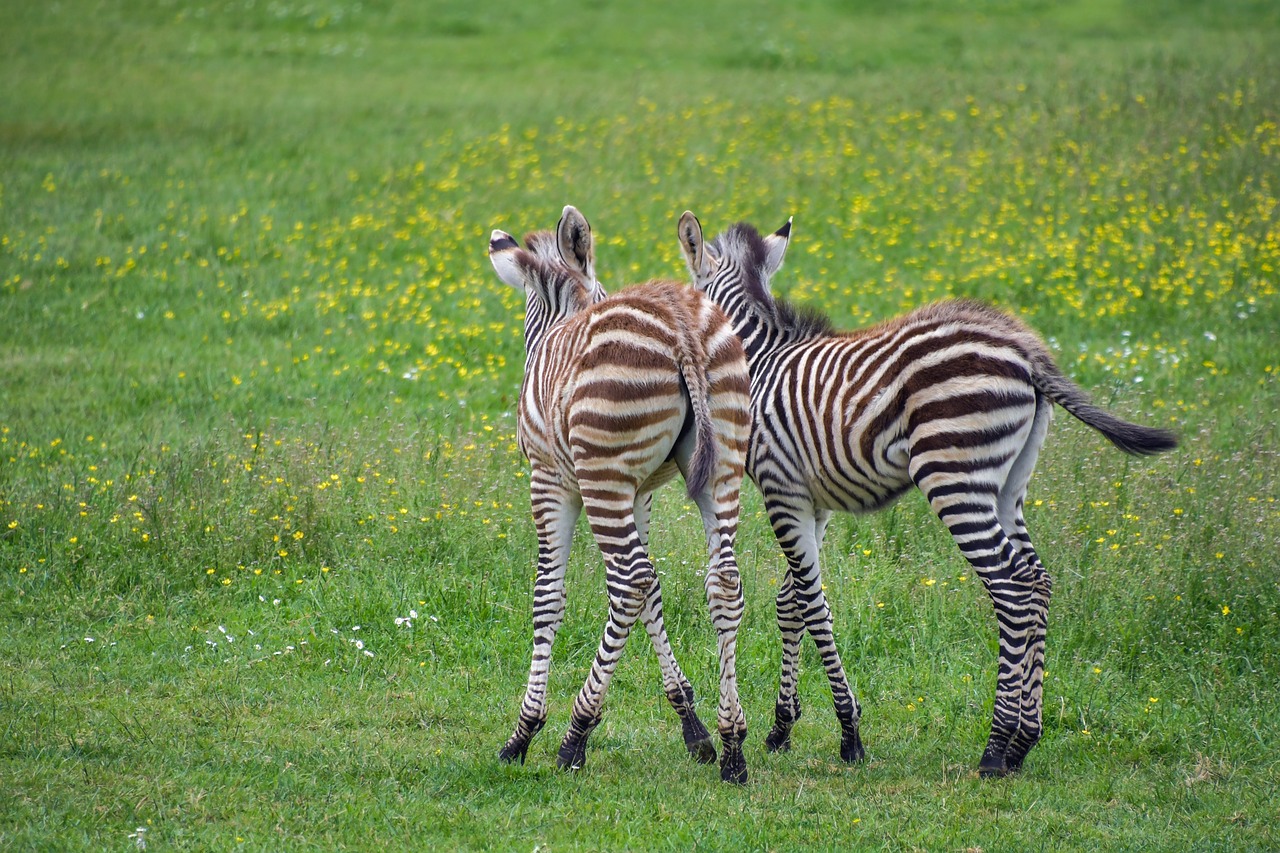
[489,206,607,357]
[679,211,818,350]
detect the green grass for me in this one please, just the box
[3,0,1279,849]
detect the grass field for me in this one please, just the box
[3,1,1279,849]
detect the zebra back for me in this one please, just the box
[680,213,1178,458]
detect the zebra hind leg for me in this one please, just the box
[934,502,1039,778]
[919,476,1035,776]
[1001,505,1051,772]
[1004,556,1050,772]
[641,579,716,764]
[500,489,578,765]
[634,491,716,764]
[556,547,654,772]
[706,558,748,783]
[998,397,1053,773]
[498,716,546,765]
[692,482,749,783]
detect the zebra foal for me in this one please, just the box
[677,211,1177,776]
[489,206,753,782]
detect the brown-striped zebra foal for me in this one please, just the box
[678,211,1178,777]
[489,207,752,782]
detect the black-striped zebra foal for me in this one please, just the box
[677,212,1178,776]
[489,206,753,783]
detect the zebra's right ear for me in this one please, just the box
[489,230,528,290]
[762,216,792,277]
[556,205,595,282]
[677,211,709,280]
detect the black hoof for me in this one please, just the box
[764,726,793,753]
[720,745,748,784]
[840,729,865,763]
[556,739,588,772]
[688,736,717,765]
[498,741,529,765]
[680,712,716,764]
[978,755,1009,778]
[1004,732,1039,772]
[498,717,544,765]
[556,717,598,772]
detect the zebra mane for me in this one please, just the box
[713,222,834,339]
[518,230,593,316]
[522,229,562,266]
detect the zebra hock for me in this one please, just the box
[489,206,753,783]
[678,211,1178,777]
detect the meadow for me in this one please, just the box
[2,0,1279,849]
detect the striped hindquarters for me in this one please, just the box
[526,281,748,502]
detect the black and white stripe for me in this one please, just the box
[678,212,1177,776]
[489,206,752,782]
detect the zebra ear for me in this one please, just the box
[556,205,595,282]
[488,230,529,291]
[677,211,709,280]
[762,216,792,277]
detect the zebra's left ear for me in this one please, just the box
[677,211,709,280]
[762,216,793,277]
[489,230,529,290]
[556,205,595,283]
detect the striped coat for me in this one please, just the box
[490,207,752,782]
[678,212,1177,776]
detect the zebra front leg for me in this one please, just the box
[766,499,864,762]
[557,548,654,772]
[500,486,580,764]
[762,494,809,753]
[765,571,804,753]
[807,508,863,762]
[798,569,865,762]
[635,490,716,764]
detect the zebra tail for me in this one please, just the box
[678,355,717,498]
[1031,353,1179,456]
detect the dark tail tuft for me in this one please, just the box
[1086,414,1179,456]
[1033,359,1178,456]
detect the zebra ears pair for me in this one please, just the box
[489,205,596,292]
[677,211,793,285]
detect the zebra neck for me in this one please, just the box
[731,308,810,366]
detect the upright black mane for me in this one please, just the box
[715,222,834,340]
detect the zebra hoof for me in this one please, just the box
[687,736,718,765]
[840,729,865,763]
[556,731,592,772]
[720,749,748,784]
[556,744,588,772]
[764,726,792,753]
[1004,730,1040,772]
[977,756,1009,778]
[498,742,529,765]
[680,712,716,764]
[498,717,545,764]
